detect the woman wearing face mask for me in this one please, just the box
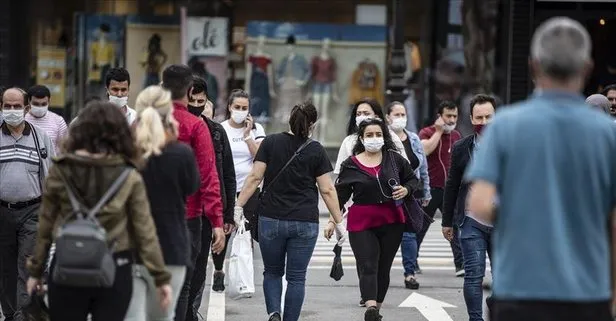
[334,98,408,308]
[336,118,420,321]
[188,76,237,293]
[386,101,430,290]
[334,98,407,177]
[221,89,266,241]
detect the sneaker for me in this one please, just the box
[212,271,225,292]
[268,312,281,321]
[404,277,420,290]
[455,268,465,277]
[358,299,366,307]
[365,306,380,321]
[414,264,422,274]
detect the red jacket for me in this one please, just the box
[418,125,461,189]
[172,102,223,228]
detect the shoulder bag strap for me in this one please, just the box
[29,124,46,192]
[87,168,132,218]
[56,170,87,218]
[261,139,313,196]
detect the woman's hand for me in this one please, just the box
[324,221,335,240]
[392,185,409,200]
[27,277,43,295]
[157,284,173,310]
[243,114,254,139]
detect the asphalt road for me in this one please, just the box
[200,217,492,321]
[2,216,490,321]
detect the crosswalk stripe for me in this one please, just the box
[309,218,491,271]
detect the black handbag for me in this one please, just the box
[329,244,344,281]
[252,139,314,242]
[388,151,434,233]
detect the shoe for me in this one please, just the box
[268,312,281,321]
[414,264,422,274]
[455,268,465,277]
[405,277,420,290]
[212,271,225,292]
[358,299,366,307]
[365,306,380,321]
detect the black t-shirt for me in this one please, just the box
[255,132,333,222]
[401,137,420,171]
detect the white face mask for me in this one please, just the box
[2,109,25,127]
[390,117,407,131]
[362,137,384,153]
[355,115,373,127]
[30,105,48,118]
[109,95,128,108]
[231,110,249,124]
[443,123,456,133]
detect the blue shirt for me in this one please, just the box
[465,90,616,301]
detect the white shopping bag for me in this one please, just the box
[228,223,255,299]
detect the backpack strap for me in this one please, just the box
[87,168,132,218]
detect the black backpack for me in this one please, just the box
[52,168,131,288]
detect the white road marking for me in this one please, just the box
[207,269,226,321]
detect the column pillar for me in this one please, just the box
[385,0,408,104]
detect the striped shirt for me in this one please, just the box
[25,110,68,152]
[0,122,43,202]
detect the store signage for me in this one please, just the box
[37,47,66,108]
[186,17,229,56]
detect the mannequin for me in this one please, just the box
[275,35,309,124]
[310,38,339,142]
[89,23,114,84]
[245,35,276,123]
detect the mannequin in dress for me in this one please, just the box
[310,38,339,142]
[275,35,309,125]
[245,35,276,122]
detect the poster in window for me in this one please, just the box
[186,17,229,57]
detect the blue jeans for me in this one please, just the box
[460,217,493,321]
[401,232,418,276]
[259,216,318,321]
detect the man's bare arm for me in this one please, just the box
[467,180,497,224]
[421,130,443,156]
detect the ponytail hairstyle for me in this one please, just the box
[289,101,317,139]
[134,85,175,159]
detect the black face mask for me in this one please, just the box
[188,104,204,117]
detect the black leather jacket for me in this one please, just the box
[202,116,236,224]
[336,150,421,209]
[442,134,475,227]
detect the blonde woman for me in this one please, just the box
[124,86,200,321]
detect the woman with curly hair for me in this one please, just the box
[26,101,172,321]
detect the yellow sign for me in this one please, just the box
[36,47,66,108]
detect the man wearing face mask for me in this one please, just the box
[0,88,55,321]
[162,65,225,321]
[105,67,136,125]
[442,94,495,321]
[418,100,462,276]
[187,76,237,303]
[24,85,68,153]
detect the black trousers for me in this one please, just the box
[349,223,405,303]
[47,251,133,321]
[490,299,612,321]
[0,203,39,321]
[174,217,210,321]
[418,188,463,269]
[180,216,213,321]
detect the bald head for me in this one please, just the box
[586,94,611,113]
[1,88,28,109]
[530,17,591,81]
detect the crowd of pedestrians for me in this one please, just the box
[2,15,616,321]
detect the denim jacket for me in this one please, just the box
[407,130,431,201]
[276,54,310,86]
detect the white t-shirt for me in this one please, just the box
[221,120,266,192]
